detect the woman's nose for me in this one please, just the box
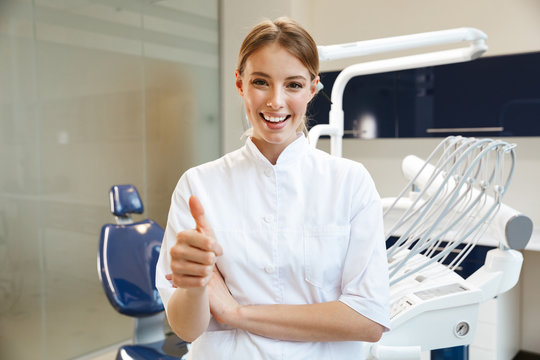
[267,88,284,109]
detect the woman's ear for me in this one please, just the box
[309,76,320,101]
[235,70,244,96]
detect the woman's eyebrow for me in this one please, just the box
[250,72,307,81]
[250,71,270,78]
[285,75,308,81]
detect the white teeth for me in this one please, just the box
[263,114,287,122]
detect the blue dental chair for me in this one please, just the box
[98,184,189,360]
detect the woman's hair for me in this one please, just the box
[237,17,319,80]
[237,17,319,137]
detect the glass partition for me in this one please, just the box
[0,0,220,358]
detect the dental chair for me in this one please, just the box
[98,184,189,360]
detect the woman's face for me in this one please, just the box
[236,43,318,159]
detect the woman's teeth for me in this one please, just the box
[262,114,288,122]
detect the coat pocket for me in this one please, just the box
[303,225,350,292]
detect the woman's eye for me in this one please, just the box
[287,82,303,89]
[252,79,267,86]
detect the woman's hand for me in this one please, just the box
[169,196,223,289]
[208,267,240,325]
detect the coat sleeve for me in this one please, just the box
[338,165,391,331]
[155,171,196,313]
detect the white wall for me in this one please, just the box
[303,0,540,72]
[220,0,540,354]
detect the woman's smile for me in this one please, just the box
[260,113,290,123]
[260,112,291,130]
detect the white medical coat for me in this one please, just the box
[156,134,390,360]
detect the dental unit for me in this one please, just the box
[309,28,533,360]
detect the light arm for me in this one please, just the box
[317,27,487,62]
[310,27,488,156]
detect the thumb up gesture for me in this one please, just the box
[169,196,223,288]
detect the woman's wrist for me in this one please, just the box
[225,304,244,328]
[167,284,211,342]
[212,301,243,328]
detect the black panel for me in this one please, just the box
[309,51,540,138]
[386,237,493,278]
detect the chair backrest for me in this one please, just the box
[109,184,144,224]
[98,185,165,317]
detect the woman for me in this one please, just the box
[156,17,390,359]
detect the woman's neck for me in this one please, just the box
[251,138,288,165]
[250,138,288,165]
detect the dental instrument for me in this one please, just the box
[367,136,532,358]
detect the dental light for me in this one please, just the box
[310,27,488,156]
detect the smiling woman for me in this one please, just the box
[155,17,391,360]
[235,42,319,164]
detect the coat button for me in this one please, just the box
[264,168,272,177]
[264,265,275,274]
[263,215,274,223]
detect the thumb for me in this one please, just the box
[189,195,214,237]
[189,196,222,256]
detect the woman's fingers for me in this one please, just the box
[171,257,213,277]
[176,229,222,257]
[172,273,212,288]
[169,230,219,288]
[167,196,223,289]
[172,233,217,265]
[208,266,238,325]
[168,253,213,288]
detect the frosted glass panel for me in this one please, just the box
[0,0,220,359]
[0,1,45,359]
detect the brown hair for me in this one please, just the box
[237,17,319,136]
[237,17,319,80]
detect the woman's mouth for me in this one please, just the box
[260,113,290,123]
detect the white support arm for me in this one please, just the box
[317,28,487,62]
[310,28,488,157]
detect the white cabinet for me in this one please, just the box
[469,283,521,360]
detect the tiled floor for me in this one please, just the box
[89,352,116,360]
[75,343,124,360]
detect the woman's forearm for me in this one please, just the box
[225,300,384,343]
[167,287,211,342]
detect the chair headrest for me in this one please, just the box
[109,184,144,216]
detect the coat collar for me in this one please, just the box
[245,133,307,168]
